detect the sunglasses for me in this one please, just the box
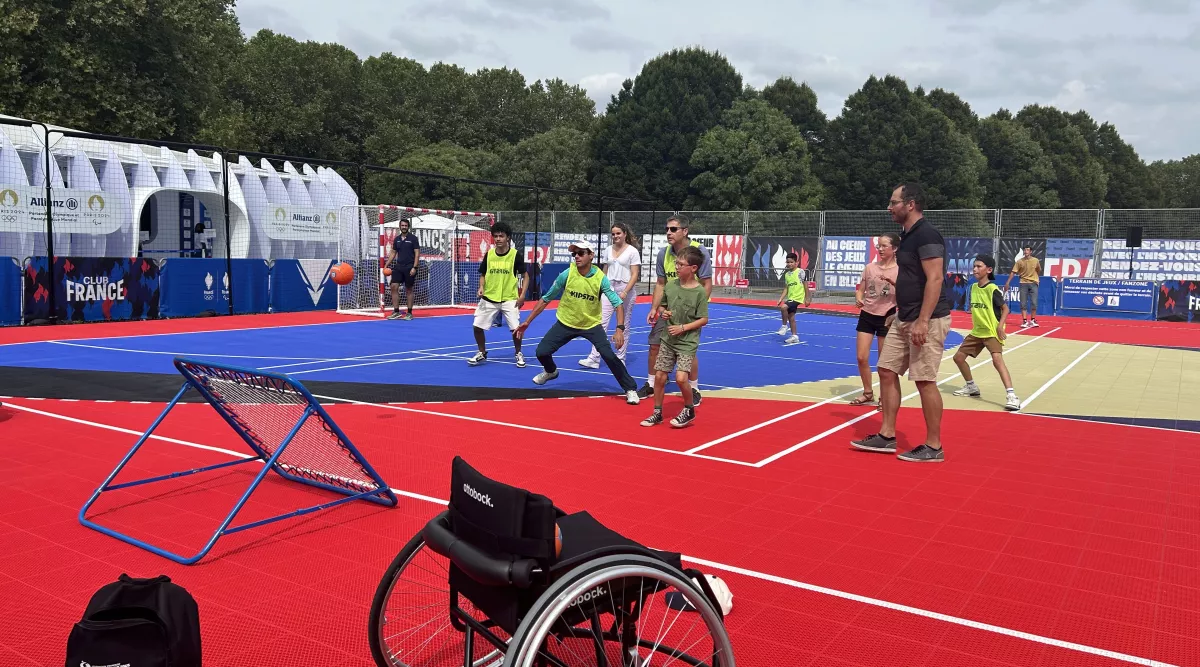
[666,226,682,232]
[572,250,589,257]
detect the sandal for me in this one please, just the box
[849,392,876,406]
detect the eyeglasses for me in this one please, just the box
[572,250,589,257]
[666,226,681,232]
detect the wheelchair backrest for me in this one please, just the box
[448,456,557,563]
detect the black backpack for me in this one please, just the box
[65,574,201,667]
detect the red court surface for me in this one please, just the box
[2,390,1199,666]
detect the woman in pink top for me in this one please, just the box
[849,232,900,406]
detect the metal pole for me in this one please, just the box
[221,152,234,316]
[39,124,57,325]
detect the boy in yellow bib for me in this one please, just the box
[515,240,640,405]
[951,254,1021,411]
[468,222,528,368]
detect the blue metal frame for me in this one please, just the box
[78,357,398,565]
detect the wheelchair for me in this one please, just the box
[368,456,735,667]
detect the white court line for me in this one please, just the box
[48,340,326,362]
[687,327,1061,457]
[1018,342,1102,412]
[2,398,1172,667]
[753,326,1063,466]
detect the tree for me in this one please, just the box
[365,141,504,210]
[1014,104,1108,208]
[589,47,743,208]
[497,127,592,210]
[360,53,430,164]
[1150,155,1200,208]
[0,0,242,141]
[1067,111,1162,208]
[925,88,978,139]
[527,79,596,135]
[202,30,365,161]
[976,113,1060,209]
[687,99,824,211]
[760,77,827,148]
[818,75,986,210]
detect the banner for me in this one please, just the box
[522,232,552,264]
[264,202,339,242]
[0,185,121,234]
[1000,276,1058,316]
[1156,280,1199,323]
[712,235,743,286]
[21,257,160,323]
[744,236,818,282]
[1100,238,1200,281]
[998,238,1047,274]
[0,257,20,325]
[269,259,338,312]
[160,258,270,317]
[945,237,993,275]
[1045,238,1095,278]
[1059,278,1155,316]
[821,236,871,289]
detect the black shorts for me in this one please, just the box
[856,308,895,337]
[391,265,415,288]
[785,300,800,314]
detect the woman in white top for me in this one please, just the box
[580,222,642,368]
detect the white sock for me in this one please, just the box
[690,379,698,389]
[1007,387,1016,394]
[647,376,655,388]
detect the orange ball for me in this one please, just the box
[382,267,392,276]
[329,262,355,286]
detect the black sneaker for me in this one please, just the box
[691,389,703,407]
[670,407,695,428]
[637,383,654,399]
[850,433,897,453]
[641,410,663,427]
[897,444,944,462]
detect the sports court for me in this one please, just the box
[1,298,1198,666]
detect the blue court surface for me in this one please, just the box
[0,303,964,393]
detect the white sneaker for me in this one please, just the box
[953,384,980,397]
[533,370,559,385]
[784,335,800,345]
[625,390,640,405]
[578,358,599,369]
[776,326,788,335]
[1005,393,1021,411]
[515,352,526,368]
[468,351,486,366]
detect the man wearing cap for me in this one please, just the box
[515,239,641,405]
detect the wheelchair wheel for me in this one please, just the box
[505,554,734,667]
[368,532,507,667]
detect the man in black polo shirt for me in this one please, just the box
[852,183,953,462]
[385,219,420,320]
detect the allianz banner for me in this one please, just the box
[160,258,270,317]
[269,259,339,312]
[24,257,161,323]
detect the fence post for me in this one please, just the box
[221,151,234,316]
[37,123,58,325]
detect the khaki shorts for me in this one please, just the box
[877,315,951,382]
[957,334,1003,358]
[654,344,695,374]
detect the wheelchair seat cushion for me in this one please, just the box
[557,511,683,572]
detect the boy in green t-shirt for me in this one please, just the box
[951,254,1021,411]
[641,246,709,428]
[775,252,809,345]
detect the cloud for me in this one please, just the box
[236,4,312,40]
[485,0,609,22]
[579,72,627,107]
[411,0,529,30]
[384,27,507,62]
[337,25,393,58]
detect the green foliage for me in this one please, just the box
[976,113,1060,209]
[0,0,242,140]
[818,75,986,210]
[589,47,744,208]
[497,127,592,210]
[1150,155,1200,208]
[687,99,823,211]
[1014,105,1108,208]
[760,77,827,149]
[365,141,504,210]
[1066,111,1162,208]
[925,89,978,139]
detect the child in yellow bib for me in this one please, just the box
[950,254,1021,411]
[515,239,640,405]
[775,252,810,345]
[468,222,528,368]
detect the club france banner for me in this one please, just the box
[0,257,20,325]
[1156,280,1199,323]
[1058,278,1155,319]
[21,257,161,323]
[159,258,270,317]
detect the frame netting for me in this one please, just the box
[337,204,496,316]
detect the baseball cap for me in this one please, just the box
[568,239,595,254]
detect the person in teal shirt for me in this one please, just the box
[515,239,640,405]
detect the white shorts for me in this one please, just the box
[473,299,521,330]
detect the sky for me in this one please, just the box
[234,0,1200,162]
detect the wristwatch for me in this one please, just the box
[616,325,626,331]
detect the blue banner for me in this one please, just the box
[945,237,993,275]
[29,257,162,323]
[0,257,21,325]
[269,259,338,312]
[160,258,270,317]
[1156,280,1199,323]
[1000,276,1058,316]
[821,236,872,289]
[1059,278,1155,318]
